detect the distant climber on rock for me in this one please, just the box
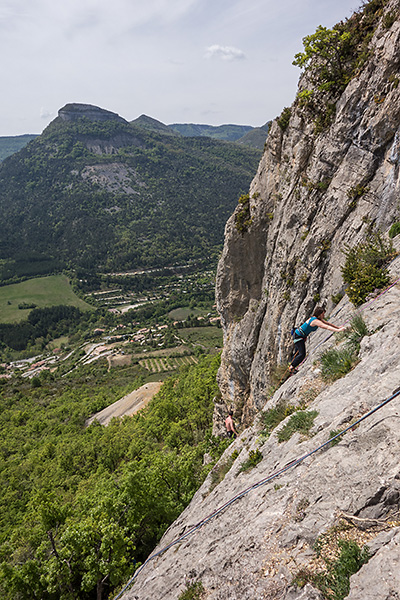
[225,410,238,438]
[289,306,346,374]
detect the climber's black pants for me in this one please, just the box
[291,337,306,368]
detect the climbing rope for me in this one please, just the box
[112,386,400,600]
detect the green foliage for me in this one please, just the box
[320,348,357,381]
[277,107,292,131]
[277,410,318,442]
[0,135,38,162]
[389,221,400,238]
[297,90,314,107]
[0,354,222,599]
[341,231,395,306]
[383,9,397,28]
[328,430,342,447]
[0,274,92,323]
[345,314,370,354]
[0,304,90,351]
[319,314,369,382]
[0,118,260,279]
[239,448,263,472]
[169,123,254,141]
[167,121,270,150]
[312,540,370,600]
[293,25,353,91]
[235,193,253,233]
[293,1,389,132]
[260,402,298,437]
[294,0,389,86]
[347,183,370,210]
[347,183,369,199]
[178,581,206,600]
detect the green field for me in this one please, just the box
[139,355,199,373]
[0,275,93,323]
[168,306,212,320]
[177,326,223,350]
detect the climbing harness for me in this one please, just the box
[112,386,400,600]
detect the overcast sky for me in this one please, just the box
[1,0,359,136]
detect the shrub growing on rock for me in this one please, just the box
[389,221,400,238]
[341,231,395,306]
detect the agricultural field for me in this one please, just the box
[0,274,92,323]
[139,354,199,373]
[168,306,209,320]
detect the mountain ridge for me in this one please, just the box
[0,104,261,281]
[0,109,268,162]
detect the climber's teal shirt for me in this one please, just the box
[294,317,318,341]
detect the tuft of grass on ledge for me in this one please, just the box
[277,410,318,443]
[239,448,263,472]
[320,348,358,382]
[260,401,298,438]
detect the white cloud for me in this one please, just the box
[40,108,55,120]
[204,44,246,61]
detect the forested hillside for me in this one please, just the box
[0,105,261,282]
[0,134,38,161]
[0,353,226,600]
[168,121,270,149]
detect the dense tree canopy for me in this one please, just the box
[0,354,226,600]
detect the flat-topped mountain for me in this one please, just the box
[57,103,128,123]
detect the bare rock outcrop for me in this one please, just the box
[118,3,400,599]
[58,103,127,124]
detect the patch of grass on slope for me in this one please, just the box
[0,275,92,323]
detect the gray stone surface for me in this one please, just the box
[58,103,127,123]
[346,530,400,600]
[216,1,400,424]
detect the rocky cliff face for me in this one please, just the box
[119,3,400,599]
[58,103,127,124]
[216,0,400,425]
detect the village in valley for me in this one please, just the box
[0,265,222,381]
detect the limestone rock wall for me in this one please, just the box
[58,103,127,123]
[216,0,400,425]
